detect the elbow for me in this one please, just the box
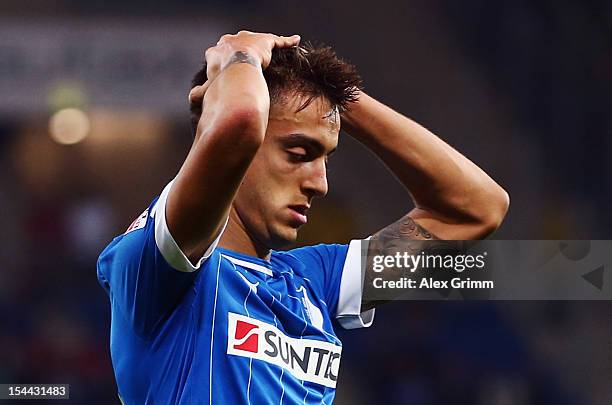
[221,105,268,149]
[475,187,510,237]
[203,103,268,152]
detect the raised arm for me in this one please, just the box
[341,92,508,312]
[167,31,300,262]
[342,91,509,241]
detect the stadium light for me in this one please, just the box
[49,108,90,145]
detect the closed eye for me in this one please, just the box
[287,147,310,162]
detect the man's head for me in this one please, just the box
[190,44,362,249]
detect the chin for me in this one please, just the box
[267,226,299,250]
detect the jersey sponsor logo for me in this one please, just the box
[125,209,148,234]
[233,320,259,353]
[227,312,342,388]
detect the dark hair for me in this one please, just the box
[189,42,363,136]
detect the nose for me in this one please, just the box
[301,159,328,198]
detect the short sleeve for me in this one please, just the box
[96,181,226,336]
[152,180,227,273]
[287,241,375,330]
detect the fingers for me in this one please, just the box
[215,31,300,49]
[272,34,301,48]
[217,33,235,45]
[207,31,301,73]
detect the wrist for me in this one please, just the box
[341,90,366,132]
[221,48,263,71]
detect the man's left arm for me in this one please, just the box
[342,91,509,241]
[342,91,509,312]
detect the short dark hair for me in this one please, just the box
[189,42,363,136]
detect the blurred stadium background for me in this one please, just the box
[1,0,611,403]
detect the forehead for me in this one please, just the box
[268,93,340,149]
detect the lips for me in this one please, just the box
[288,204,309,226]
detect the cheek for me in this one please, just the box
[238,157,285,211]
[237,143,306,215]
[252,148,298,189]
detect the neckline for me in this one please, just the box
[217,247,274,267]
[218,247,283,278]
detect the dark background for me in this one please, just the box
[0,0,611,404]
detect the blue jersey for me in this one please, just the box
[97,181,375,404]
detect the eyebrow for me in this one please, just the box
[281,133,337,156]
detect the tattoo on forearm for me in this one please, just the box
[372,214,438,243]
[362,215,462,311]
[224,51,260,70]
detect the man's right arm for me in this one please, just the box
[166,31,300,263]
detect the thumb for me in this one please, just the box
[188,81,211,105]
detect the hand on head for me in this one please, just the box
[189,31,301,107]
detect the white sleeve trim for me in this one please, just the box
[152,180,228,273]
[336,239,375,329]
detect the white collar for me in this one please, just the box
[221,254,273,276]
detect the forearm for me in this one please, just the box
[169,54,271,258]
[342,92,508,235]
[201,55,270,146]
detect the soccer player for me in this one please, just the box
[97,31,509,404]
